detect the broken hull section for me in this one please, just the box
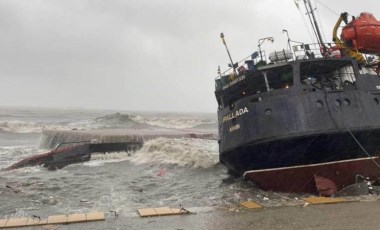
[5,144,92,170]
[243,157,380,195]
[4,129,217,171]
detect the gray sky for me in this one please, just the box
[0,0,379,112]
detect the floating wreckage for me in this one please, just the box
[5,129,216,171]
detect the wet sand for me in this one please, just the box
[23,199,379,230]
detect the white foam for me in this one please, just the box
[84,152,133,166]
[131,138,219,168]
[0,120,89,134]
[0,120,45,133]
[130,115,216,129]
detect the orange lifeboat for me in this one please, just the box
[341,13,380,54]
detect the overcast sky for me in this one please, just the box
[0,0,379,113]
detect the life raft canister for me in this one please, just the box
[341,13,380,54]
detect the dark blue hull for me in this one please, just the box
[215,58,380,176]
[220,129,380,175]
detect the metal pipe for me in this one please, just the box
[220,33,237,75]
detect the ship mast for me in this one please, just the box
[303,0,327,54]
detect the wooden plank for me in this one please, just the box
[303,197,347,204]
[137,208,157,217]
[4,218,29,228]
[86,212,105,221]
[0,219,8,228]
[47,215,68,224]
[26,218,48,226]
[171,208,182,214]
[154,207,173,216]
[67,213,86,223]
[138,207,192,217]
[240,201,263,209]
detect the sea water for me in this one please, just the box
[0,107,298,218]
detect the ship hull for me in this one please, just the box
[215,58,380,194]
[243,157,380,195]
[220,129,380,175]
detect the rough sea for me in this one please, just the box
[0,107,301,219]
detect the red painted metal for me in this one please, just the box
[341,13,380,54]
[243,157,380,195]
[5,144,90,170]
[314,175,338,197]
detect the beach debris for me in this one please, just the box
[303,197,347,204]
[179,204,190,214]
[109,211,118,218]
[314,174,338,197]
[239,201,262,209]
[335,182,370,196]
[156,168,166,176]
[137,205,194,217]
[0,212,105,228]
[5,184,22,193]
[335,176,380,196]
[31,215,41,221]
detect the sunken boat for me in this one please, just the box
[215,2,380,195]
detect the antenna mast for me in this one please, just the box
[220,33,237,75]
[303,0,327,53]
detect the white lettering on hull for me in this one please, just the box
[223,107,249,123]
[229,124,241,132]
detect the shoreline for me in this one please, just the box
[6,196,379,230]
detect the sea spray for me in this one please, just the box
[131,138,219,168]
[0,121,46,133]
[130,114,217,129]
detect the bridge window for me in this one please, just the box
[300,60,355,90]
[265,64,293,90]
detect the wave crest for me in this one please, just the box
[130,115,216,129]
[0,121,45,133]
[131,138,218,168]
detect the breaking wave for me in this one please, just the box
[90,152,133,161]
[131,138,219,168]
[129,115,216,129]
[0,121,48,133]
[0,120,90,134]
[1,112,217,134]
[93,113,141,127]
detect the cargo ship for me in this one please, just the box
[215,1,380,195]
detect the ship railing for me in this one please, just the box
[215,51,267,91]
[292,42,344,60]
[215,43,343,91]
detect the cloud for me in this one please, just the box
[0,0,379,112]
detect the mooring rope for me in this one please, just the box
[346,128,380,169]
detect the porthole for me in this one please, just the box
[264,108,272,116]
[335,99,342,107]
[343,99,351,106]
[316,100,323,107]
